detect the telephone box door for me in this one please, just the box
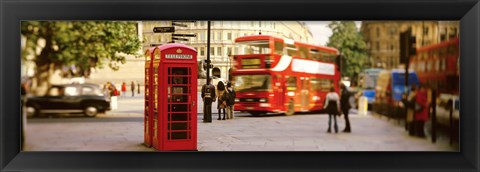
[161,63,197,150]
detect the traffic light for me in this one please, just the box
[399,29,417,64]
[408,35,417,56]
[202,60,213,70]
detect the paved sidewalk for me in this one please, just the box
[24,112,457,151]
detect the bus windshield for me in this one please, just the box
[235,40,271,55]
[233,75,272,92]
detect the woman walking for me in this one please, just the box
[324,87,341,133]
[216,81,227,120]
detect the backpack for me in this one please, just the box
[113,89,120,96]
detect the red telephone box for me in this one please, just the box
[144,47,156,147]
[152,43,198,151]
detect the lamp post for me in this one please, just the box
[227,50,232,81]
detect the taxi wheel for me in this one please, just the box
[285,100,295,116]
[84,105,98,117]
[26,106,38,118]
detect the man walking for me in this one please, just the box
[130,81,135,97]
[340,83,352,133]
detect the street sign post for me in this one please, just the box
[172,34,197,37]
[153,27,175,33]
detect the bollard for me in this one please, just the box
[358,96,368,115]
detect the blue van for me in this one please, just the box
[374,69,419,116]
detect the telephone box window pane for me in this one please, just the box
[172,104,188,112]
[169,122,188,130]
[170,113,188,121]
[170,132,188,140]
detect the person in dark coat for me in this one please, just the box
[340,83,352,132]
[201,78,216,122]
[323,87,341,133]
[130,81,135,97]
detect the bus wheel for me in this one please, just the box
[285,99,295,116]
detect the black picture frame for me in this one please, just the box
[1,0,479,171]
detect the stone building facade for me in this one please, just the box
[141,21,314,80]
[360,21,459,69]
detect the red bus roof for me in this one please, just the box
[235,35,338,54]
[417,37,459,52]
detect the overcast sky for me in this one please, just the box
[303,21,362,46]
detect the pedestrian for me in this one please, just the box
[131,81,135,97]
[137,81,140,95]
[109,82,119,110]
[216,81,227,120]
[340,83,352,133]
[201,78,216,122]
[406,85,417,135]
[121,82,127,97]
[414,84,428,138]
[226,82,236,119]
[324,86,341,133]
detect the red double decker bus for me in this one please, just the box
[231,35,341,116]
[409,37,459,127]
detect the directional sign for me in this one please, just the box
[172,23,188,27]
[172,37,189,41]
[153,27,175,33]
[172,34,197,37]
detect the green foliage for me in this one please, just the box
[21,21,141,77]
[327,21,369,79]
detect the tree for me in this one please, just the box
[21,21,141,94]
[327,21,369,84]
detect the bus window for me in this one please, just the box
[286,44,298,57]
[439,47,447,58]
[321,52,336,63]
[310,78,332,92]
[236,40,271,55]
[420,52,428,60]
[274,41,284,55]
[309,49,321,60]
[286,76,297,91]
[299,46,308,59]
[447,44,458,57]
[233,74,272,92]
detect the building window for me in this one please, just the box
[199,32,205,41]
[210,47,215,56]
[227,32,232,40]
[217,32,222,41]
[217,47,222,57]
[376,41,380,51]
[200,47,205,56]
[376,27,380,37]
[423,27,429,35]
